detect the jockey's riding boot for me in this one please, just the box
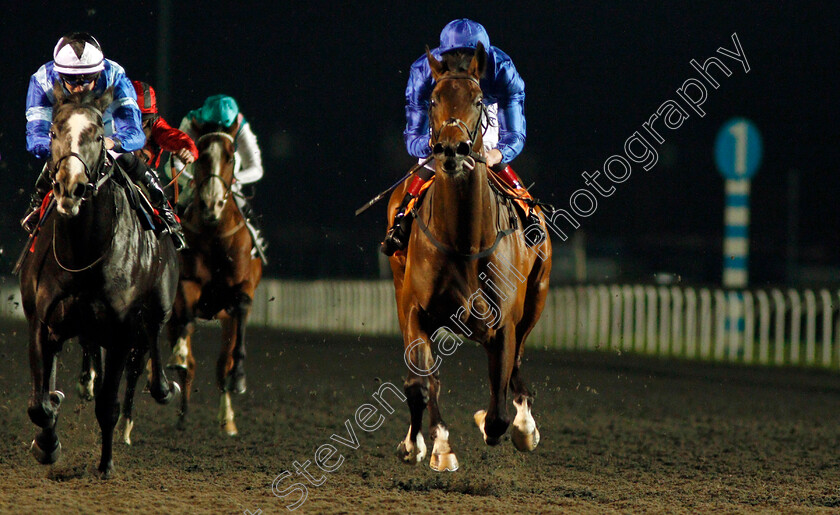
[236,197,268,261]
[140,167,188,251]
[381,174,427,256]
[493,163,545,248]
[20,164,52,234]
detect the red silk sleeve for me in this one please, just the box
[151,116,199,160]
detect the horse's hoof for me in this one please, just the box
[473,410,502,446]
[512,425,540,452]
[76,381,95,401]
[166,345,188,370]
[152,380,181,405]
[98,461,115,480]
[430,452,459,472]
[49,390,65,407]
[115,414,134,446]
[511,398,540,452]
[396,432,426,464]
[226,374,247,395]
[221,420,238,437]
[30,438,61,465]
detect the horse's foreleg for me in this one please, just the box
[427,367,458,472]
[475,326,515,446]
[146,322,180,406]
[396,310,433,466]
[28,321,63,464]
[116,347,145,445]
[227,290,252,394]
[95,344,128,479]
[217,318,239,436]
[506,316,540,451]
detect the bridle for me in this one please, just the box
[194,132,237,203]
[48,104,111,200]
[429,74,487,165]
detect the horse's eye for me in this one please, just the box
[430,99,437,108]
[475,97,483,106]
[49,131,56,140]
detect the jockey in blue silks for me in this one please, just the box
[382,18,543,256]
[22,32,185,250]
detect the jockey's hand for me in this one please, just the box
[486,148,503,168]
[176,148,195,165]
[104,137,115,150]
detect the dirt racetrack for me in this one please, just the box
[1,319,840,514]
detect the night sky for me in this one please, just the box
[1,1,838,285]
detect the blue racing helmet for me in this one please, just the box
[439,19,490,54]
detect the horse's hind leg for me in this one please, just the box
[116,346,145,445]
[76,342,101,401]
[508,351,540,452]
[475,325,516,446]
[28,322,64,465]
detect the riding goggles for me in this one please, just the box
[60,73,100,87]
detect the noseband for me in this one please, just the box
[430,75,487,164]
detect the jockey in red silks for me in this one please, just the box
[131,80,198,170]
[381,19,545,256]
[23,32,186,250]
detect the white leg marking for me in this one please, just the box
[167,338,189,369]
[218,392,238,436]
[511,398,540,452]
[474,409,489,442]
[115,414,134,446]
[396,427,426,464]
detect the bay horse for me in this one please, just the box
[164,125,263,436]
[18,85,180,478]
[386,43,552,471]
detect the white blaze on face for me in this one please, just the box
[200,140,227,219]
[55,113,93,215]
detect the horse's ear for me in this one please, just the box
[95,86,115,113]
[426,45,445,81]
[469,42,487,80]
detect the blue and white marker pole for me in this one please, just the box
[715,118,763,288]
[715,118,762,359]
[722,180,751,287]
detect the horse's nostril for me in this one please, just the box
[456,142,471,156]
[72,183,86,199]
[433,143,444,155]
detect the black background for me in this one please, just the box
[1,1,837,284]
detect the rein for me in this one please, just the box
[411,204,514,260]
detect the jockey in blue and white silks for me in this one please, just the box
[21,32,185,250]
[403,25,525,164]
[25,52,144,159]
[381,18,542,256]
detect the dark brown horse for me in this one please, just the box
[18,85,180,478]
[386,43,552,471]
[165,126,263,436]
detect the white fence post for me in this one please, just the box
[684,287,698,359]
[820,289,833,368]
[804,289,817,366]
[771,289,786,365]
[756,290,770,365]
[788,290,802,365]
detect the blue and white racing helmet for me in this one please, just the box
[438,19,490,54]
